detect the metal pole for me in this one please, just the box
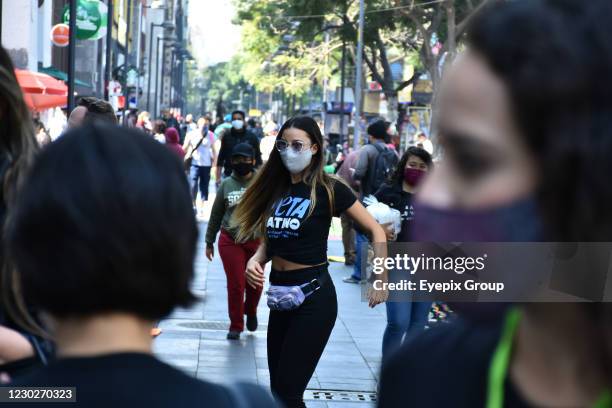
[146,23,155,112]
[169,49,175,107]
[0,0,3,44]
[154,36,161,117]
[67,0,77,113]
[123,0,132,125]
[160,40,166,113]
[104,0,113,101]
[339,37,346,146]
[135,2,142,108]
[353,0,365,150]
[322,30,330,124]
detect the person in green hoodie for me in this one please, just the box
[206,143,262,340]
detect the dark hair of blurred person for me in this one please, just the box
[379,1,612,407]
[67,96,117,128]
[367,120,387,141]
[0,44,46,381]
[6,123,276,406]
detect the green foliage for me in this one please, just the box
[199,0,487,113]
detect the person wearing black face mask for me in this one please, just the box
[205,143,262,340]
[372,147,433,360]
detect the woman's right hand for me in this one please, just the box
[381,222,396,241]
[246,257,265,289]
[205,245,214,261]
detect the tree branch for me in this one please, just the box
[395,70,421,93]
[456,0,492,38]
[375,31,393,86]
[363,47,384,85]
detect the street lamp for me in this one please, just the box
[154,36,177,117]
[147,21,175,112]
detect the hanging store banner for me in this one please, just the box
[62,0,105,41]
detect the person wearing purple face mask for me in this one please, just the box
[378,1,612,407]
[373,147,433,360]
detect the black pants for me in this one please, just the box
[267,265,338,408]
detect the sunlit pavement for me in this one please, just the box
[153,186,385,407]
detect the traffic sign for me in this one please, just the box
[50,24,70,47]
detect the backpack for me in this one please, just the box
[367,143,399,195]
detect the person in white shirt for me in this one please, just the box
[260,121,279,163]
[183,117,215,217]
[416,132,434,155]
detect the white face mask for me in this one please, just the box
[280,148,313,174]
[232,120,244,130]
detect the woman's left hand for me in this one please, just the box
[367,286,388,308]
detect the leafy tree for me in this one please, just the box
[200,58,247,119]
[234,0,489,122]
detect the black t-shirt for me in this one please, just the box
[374,182,414,242]
[378,318,532,408]
[266,179,357,265]
[7,353,275,408]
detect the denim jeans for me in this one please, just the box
[351,231,369,281]
[189,165,211,201]
[382,300,431,359]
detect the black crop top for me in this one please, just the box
[266,179,357,265]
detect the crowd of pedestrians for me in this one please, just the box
[2,1,612,407]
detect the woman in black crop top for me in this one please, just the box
[232,116,387,408]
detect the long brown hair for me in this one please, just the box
[233,116,339,242]
[0,46,41,334]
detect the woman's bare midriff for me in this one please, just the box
[271,256,326,272]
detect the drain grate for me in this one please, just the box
[304,389,377,402]
[177,321,267,331]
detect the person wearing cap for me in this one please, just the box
[205,143,262,340]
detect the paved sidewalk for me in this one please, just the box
[153,221,386,407]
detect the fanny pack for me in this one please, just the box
[266,273,328,311]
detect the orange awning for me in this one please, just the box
[22,93,67,111]
[15,69,68,110]
[15,69,67,95]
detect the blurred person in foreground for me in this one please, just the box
[379,1,612,407]
[0,45,44,383]
[5,124,276,407]
[67,96,117,128]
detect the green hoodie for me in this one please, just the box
[205,173,252,245]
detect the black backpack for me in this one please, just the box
[367,144,399,195]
